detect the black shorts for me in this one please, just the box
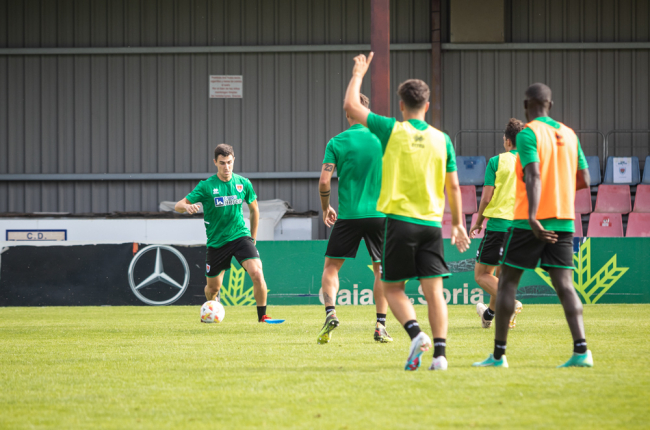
[475,230,507,266]
[206,236,260,277]
[500,228,574,271]
[325,218,384,262]
[381,217,450,282]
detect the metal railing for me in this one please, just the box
[604,130,650,162]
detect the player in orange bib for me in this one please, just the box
[473,83,593,368]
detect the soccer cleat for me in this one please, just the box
[472,354,509,368]
[316,311,339,344]
[404,332,431,371]
[429,355,448,371]
[259,315,271,323]
[509,300,523,329]
[558,350,593,368]
[476,302,492,329]
[374,322,393,343]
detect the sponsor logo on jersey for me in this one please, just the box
[214,196,243,207]
[236,184,244,193]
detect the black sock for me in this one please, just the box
[573,338,587,354]
[483,307,495,321]
[494,340,507,360]
[257,306,266,321]
[433,338,446,358]
[325,306,336,315]
[403,320,421,340]
[376,313,387,326]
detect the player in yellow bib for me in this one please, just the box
[473,83,592,368]
[469,119,524,329]
[343,53,470,371]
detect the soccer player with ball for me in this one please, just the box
[175,144,275,323]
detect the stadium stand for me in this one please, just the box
[586,156,602,185]
[633,185,650,212]
[644,156,650,184]
[594,185,632,213]
[444,186,478,214]
[626,212,650,237]
[469,213,487,239]
[587,213,624,237]
[575,188,593,214]
[574,216,584,237]
[456,156,486,186]
[603,156,640,185]
[442,213,467,239]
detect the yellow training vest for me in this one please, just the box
[483,152,517,220]
[377,121,448,222]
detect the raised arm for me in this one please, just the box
[175,197,201,214]
[248,199,259,243]
[319,163,337,227]
[343,53,373,127]
[524,162,558,243]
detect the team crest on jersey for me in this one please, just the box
[236,184,244,193]
[206,264,210,273]
[213,188,219,195]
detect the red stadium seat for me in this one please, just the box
[442,213,467,239]
[444,186,477,214]
[469,213,487,239]
[587,213,623,237]
[626,213,650,237]
[574,188,592,214]
[593,185,631,214]
[632,184,650,213]
[574,215,584,237]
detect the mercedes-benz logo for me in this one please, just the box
[128,245,190,305]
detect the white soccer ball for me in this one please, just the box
[200,300,225,323]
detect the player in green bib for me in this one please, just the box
[343,52,471,371]
[175,144,275,323]
[469,118,525,329]
[316,93,392,345]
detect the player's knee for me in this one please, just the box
[248,267,264,283]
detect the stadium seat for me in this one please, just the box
[469,213,487,239]
[574,215,584,237]
[585,156,601,185]
[626,212,650,237]
[603,156,640,185]
[633,184,650,212]
[444,186,477,214]
[587,213,623,237]
[593,185,631,213]
[456,156,487,186]
[442,213,467,239]
[643,156,650,184]
[574,188,592,214]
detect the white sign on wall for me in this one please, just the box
[209,75,243,98]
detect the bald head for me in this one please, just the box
[524,83,553,121]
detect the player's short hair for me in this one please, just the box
[214,144,235,160]
[525,83,552,103]
[505,118,525,147]
[359,93,370,108]
[397,79,430,109]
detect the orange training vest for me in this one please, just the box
[513,120,579,220]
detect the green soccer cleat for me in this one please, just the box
[317,310,339,344]
[558,350,593,368]
[472,354,509,368]
[374,322,393,343]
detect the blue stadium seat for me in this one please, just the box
[456,156,486,186]
[585,156,601,185]
[603,156,640,185]
[643,156,650,184]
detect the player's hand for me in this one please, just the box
[185,203,201,214]
[352,52,374,77]
[323,206,337,227]
[529,218,558,243]
[451,224,471,253]
[469,223,483,239]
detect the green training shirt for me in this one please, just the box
[186,173,257,248]
[323,124,385,219]
[483,150,518,232]
[513,117,589,233]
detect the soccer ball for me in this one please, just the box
[200,300,225,323]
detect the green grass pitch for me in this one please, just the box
[1,304,648,429]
